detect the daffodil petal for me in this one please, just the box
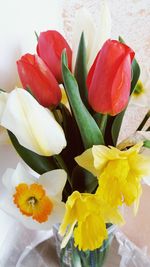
[39,169,67,200]
[75,148,99,177]
[1,88,66,156]
[2,162,37,193]
[1,164,66,230]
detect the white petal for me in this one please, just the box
[39,169,67,200]
[0,127,10,145]
[0,184,65,231]
[50,199,65,224]
[1,88,66,156]
[88,0,111,70]
[2,162,37,192]
[72,8,95,72]
[0,91,8,121]
[2,168,14,192]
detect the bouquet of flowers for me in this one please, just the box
[0,2,150,266]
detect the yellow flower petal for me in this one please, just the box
[74,214,107,251]
[59,191,123,251]
[76,143,150,210]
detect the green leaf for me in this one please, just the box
[62,51,104,149]
[111,111,125,146]
[111,37,140,146]
[8,131,58,174]
[131,58,140,94]
[72,166,98,193]
[34,31,39,41]
[74,33,89,110]
[143,140,150,149]
[58,103,84,174]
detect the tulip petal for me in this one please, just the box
[87,40,134,115]
[39,169,67,200]
[17,54,61,108]
[0,92,8,120]
[72,8,95,72]
[1,88,66,156]
[37,30,72,83]
[0,127,10,145]
[88,0,111,70]
[111,54,131,115]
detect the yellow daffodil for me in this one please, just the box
[75,143,150,209]
[59,191,123,251]
[0,163,67,230]
[0,88,66,156]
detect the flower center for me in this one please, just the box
[27,196,38,207]
[133,80,145,97]
[13,183,53,223]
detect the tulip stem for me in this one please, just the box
[54,154,72,187]
[53,109,62,125]
[137,111,150,131]
[99,114,108,135]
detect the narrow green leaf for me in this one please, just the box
[74,33,90,110]
[72,166,98,193]
[58,103,84,174]
[111,111,125,145]
[8,131,58,174]
[143,140,150,149]
[131,58,140,94]
[34,31,39,41]
[62,51,104,149]
[111,37,140,146]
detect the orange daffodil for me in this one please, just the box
[75,142,150,209]
[0,163,67,230]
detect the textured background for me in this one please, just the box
[0,0,150,264]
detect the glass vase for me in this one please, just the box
[53,224,116,267]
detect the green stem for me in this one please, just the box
[53,109,62,125]
[137,111,150,131]
[54,154,72,187]
[99,114,108,135]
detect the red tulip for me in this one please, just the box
[17,54,61,108]
[87,40,135,116]
[37,30,72,83]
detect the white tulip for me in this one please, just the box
[0,88,66,156]
[72,8,95,73]
[0,163,67,230]
[72,0,111,72]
